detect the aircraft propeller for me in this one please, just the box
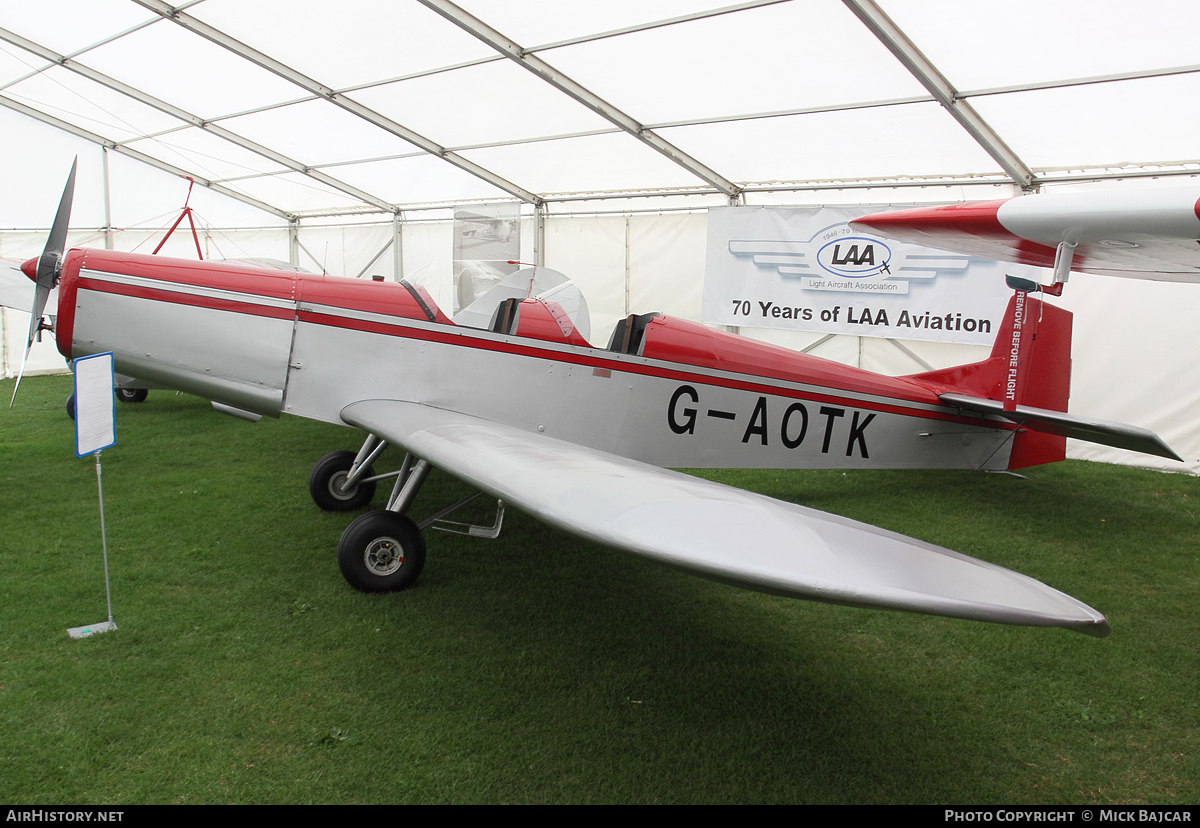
[10,157,76,407]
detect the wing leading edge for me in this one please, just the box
[341,400,1110,637]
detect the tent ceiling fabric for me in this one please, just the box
[2,0,1199,220]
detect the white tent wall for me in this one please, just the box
[1058,275,1200,475]
[398,219,454,308]
[296,222,394,280]
[1,307,62,377]
[135,227,292,263]
[2,0,1197,473]
[542,215,629,342]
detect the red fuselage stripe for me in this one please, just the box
[78,276,295,320]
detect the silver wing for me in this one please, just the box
[341,399,1111,637]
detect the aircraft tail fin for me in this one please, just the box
[905,289,1072,469]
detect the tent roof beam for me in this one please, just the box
[416,0,742,199]
[0,26,397,215]
[131,0,543,205]
[0,92,295,221]
[843,0,1036,190]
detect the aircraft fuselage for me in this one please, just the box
[56,248,1018,472]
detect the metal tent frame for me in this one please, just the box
[2,0,1198,224]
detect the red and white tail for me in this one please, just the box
[907,290,1073,469]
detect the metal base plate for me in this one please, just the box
[68,620,117,639]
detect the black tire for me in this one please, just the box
[66,394,75,421]
[308,450,377,511]
[337,511,426,592]
[115,388,148,403]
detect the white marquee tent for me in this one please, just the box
[2,0,1199,472]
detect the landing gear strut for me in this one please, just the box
[309,450,378,511]
[308,434,390,512]
[313,434,505,594]
[333,453,432,591]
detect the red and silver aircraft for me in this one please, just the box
[851,186,1200,284]
[10,167,1188,639]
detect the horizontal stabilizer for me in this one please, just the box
[939,393,1183,462]
[342,400,1110,636]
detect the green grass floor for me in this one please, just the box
[1,375,1197,803]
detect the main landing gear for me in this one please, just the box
[337,511,426,592]
[308,435,504,594]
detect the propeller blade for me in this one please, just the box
[22,275,51,352]
[10,158,77,408]
[36,157,76,292]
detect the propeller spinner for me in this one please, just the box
[10,158,76,407]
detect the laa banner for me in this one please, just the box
[702,206,1040,346]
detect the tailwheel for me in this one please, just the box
[337,511,426,592]
[309,450,377,511]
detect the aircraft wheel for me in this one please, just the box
[309,450,377,511]
[66,394,76,421]
[116,388,148,403]
[337,511,426,592]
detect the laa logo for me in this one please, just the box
[817,236,892,279]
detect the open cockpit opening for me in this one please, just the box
[606,312,660,356]
[488,297,521,334]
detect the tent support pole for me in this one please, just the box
[289,219,299,268]
[394,212,404,282]
[534,203,545,267]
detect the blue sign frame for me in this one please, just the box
[73,352,117,457]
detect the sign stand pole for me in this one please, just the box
[68,353,119,639]
[67,449,118,638]
[99,450,114,627]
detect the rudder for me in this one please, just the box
[906,290,1073,469]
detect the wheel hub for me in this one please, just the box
[328,471,357,500]
[363,536,404,576]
